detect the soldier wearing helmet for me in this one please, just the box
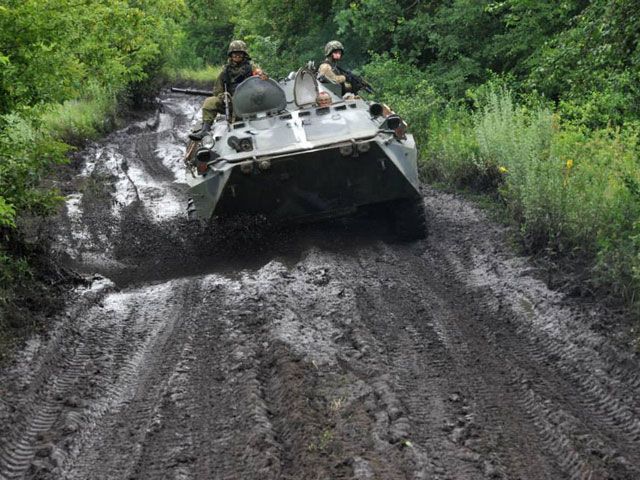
[190,40,267,141]
[317,40,352,94]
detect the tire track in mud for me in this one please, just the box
[3,91,640,479]
[344,267,484,479]
[337,246,560,480]
[185,276,282,480]
[310,214,640,480]
[4,215,640,479]
[422,191,640,479]
[0,279,115,480]
[0,278,204,480]
[476,292,640,478]
[60,280,204,480]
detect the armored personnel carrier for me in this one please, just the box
[182,68,427,240]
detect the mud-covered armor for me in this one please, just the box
[184,67,426,239]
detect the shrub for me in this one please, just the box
[491,90,640,298]
[163,65,221,86]
[421,107,479,187]
[40,81,118,142]
[473,87,555,229]
[0,114,69,222]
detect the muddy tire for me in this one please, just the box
[391,197,428,241]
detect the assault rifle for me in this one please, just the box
[170,87,212,96]
[223,83,231,127]
[334,66,374,94]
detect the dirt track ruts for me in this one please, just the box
[1,91,639,480]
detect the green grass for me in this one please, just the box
[40,85,118,143]
[162,65,221,86]
[409,83,640,303]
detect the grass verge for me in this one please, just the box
[162,65,220,88]
[419,88,640,306]
[40,82,119,143]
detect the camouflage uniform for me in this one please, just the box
[317,40,352,92]
[191,41,263,140]
[202,59,262,123]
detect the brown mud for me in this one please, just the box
[1,91,639,480]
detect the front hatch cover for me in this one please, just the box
[233,77,287,117]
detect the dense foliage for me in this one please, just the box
[0,0,185,308]
[1,0,639,308]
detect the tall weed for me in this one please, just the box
[40,82,118,142]
[473,88,556,238]
[422,84,640,300]
[163,65,221,87]
[421,108,479,187]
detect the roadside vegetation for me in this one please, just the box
[1,0,639,334]
[0,0,185,334]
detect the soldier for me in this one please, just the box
[316,91,333,107]
[190,40,267,141]
[317,40,352,94]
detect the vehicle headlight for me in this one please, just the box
[201,134,215,149]
[369,103,383,117]
[258,159,271,170]
[339,144,354,156]
[196,148,212,162]
[357,142,371,153]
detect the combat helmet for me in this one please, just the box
[228,40,248,56]
[324,40,344,57]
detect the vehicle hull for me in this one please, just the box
[188,137,419,222]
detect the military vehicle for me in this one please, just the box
[181,67,427,240]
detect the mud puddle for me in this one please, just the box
[1,91,639,480]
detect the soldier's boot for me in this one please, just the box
[189,122,212,141]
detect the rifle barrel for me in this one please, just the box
[171,87,212,96]
[335,66,374,94]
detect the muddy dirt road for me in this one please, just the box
[1,92,640,480]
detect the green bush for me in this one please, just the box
[362,54,445,151]
[0,114,69,222]
[0,197,16,229]
[243,35,296,79]
[473,88,555,224]
[421,107,479,187]
[561,127,640,297]
[470,88,640,264]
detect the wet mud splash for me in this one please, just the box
[1,91,640,480]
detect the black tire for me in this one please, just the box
[391,197,428,241]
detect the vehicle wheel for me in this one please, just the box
[391,197,428,241]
